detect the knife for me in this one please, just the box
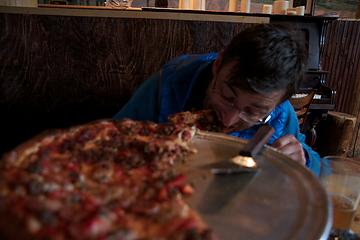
[211,124,275,174]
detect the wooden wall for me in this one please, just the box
[320,19,360,157]
[0,12,253,153]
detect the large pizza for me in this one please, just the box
[0,112,220,240]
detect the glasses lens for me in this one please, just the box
[215,77,272,125]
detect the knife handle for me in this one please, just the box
[240,124,275,157]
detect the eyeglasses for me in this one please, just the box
[212,77,272,125]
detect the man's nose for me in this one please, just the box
[220,110,239,127]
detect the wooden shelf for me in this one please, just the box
[0,5,268,23]
[0,4,338,23]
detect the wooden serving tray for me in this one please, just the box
[180,131,331,240]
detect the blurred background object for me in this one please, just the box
[105,0,133,8]
[38,0,105,5]
[155,0,168,7]
[0,0,38,6]
[315,0,358,18]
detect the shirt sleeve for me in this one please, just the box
[112,72,161,122]
[284,102,321,176]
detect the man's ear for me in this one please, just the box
[212,51,224,75]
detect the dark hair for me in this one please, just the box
[222,24,307,99]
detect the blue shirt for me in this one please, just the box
[113,53,321,176]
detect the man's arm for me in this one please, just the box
[273,101,321,176]
[113,72,161,122]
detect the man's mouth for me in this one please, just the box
[211,109,252,133]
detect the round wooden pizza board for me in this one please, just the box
[181,131,331,240]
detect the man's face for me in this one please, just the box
[204,60,286,133]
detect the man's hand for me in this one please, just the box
[271,135,306,166]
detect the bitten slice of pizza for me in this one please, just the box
[168,109,225,132]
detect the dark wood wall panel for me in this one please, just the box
[0,12,253,153]
[320,20,360,157]
[321,20,360,113]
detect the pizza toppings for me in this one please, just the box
[0,119,214,240]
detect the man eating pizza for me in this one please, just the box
[113,24,321,176]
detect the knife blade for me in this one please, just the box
[211,124,275,174]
